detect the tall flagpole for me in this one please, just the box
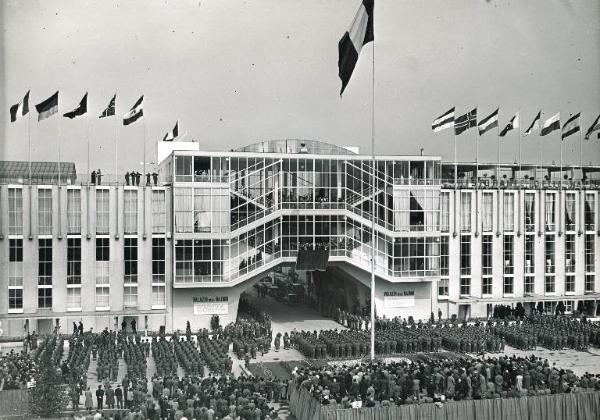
[115,94,118,185]
[560,112,563,189]
[518,110,522,177]
[539,112,544,181]
[579,116,583,171]
[496,117,500,179]
[57,95,61,185]
[370,21,376,362]
[28,90,32,184]
[454,130,457,185]
[475,119,479,183]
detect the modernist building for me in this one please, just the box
[0,140,599,335]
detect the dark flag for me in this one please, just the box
[338,0,374,95]
[10,91,30,122]
[35,91,59,121]
[541,113,560,136]
[584,114,600,140]
[63,93,88,119]
[454,108,477,135]
[499,112,519,137]
[561,113,580,140]
[524,111,541,136]
[163,121,179,141]
[477,108,499,135]
[99,95,116,118]
[432,107,455,132]
[123,95,144,126]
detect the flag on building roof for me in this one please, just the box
[541,112,560,136]
[10,91,30,123]
[585,114,600,140]
[478,108,499,135]
[99,94,116,118]
[432,107,455,132]
[338,0,374,95]
[123,95,144,126]
[524,111,541,136]
[561,113,580,140]
[63,93,88,119]
[454,108,477,135]
[499,112,519,137]
[35,91,59,121]
[163,121,179,141]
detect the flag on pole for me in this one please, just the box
[35,91,59,121]
[163,121,179,141]
[99,94,116,118]
[454,108,477,135]
[338,0,374,95]
[123,95,144,126]
[432,107,455,132]
[10,91,30,122]
[499,112,519,137]
[478,108,499,135]
[584,114,600,140]
[541,112,560,136]
[63,93,88,119]
[561,113,580,140]
[524,111,541,136]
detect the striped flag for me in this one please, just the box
[99,94,116,118]
[584,114,600,140]
[63,93,88,119]
[338,0,374,95]
[478,108,499,135]
[524,111,541,136]
[432,107,455,132]
[499,112,519,137]
[35,91,59,121]
[454,108,477,135]
[561,113,580,140]
[541,113,560,136]
[123,95,144,126]
[163,121,179,141]
[10,91,30,122]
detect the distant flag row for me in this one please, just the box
[10,90,179,141]
[432,108,600,141]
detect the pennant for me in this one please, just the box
[499,112,519,137]
[10,91,30,123]
[123,95,144,126]
[163,121,179,141]
[35,91,59,121]
[524,111,541,136]
[454,108,477,135]
[541,112,560,136]
[99,94,116,118]
[63,93,88,119]
[432,107,455,133]
[478,108,499,135]
[561,113,580,140]
[585,114,600,140]
[338,0,374,95]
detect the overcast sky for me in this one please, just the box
[1,0,599,176]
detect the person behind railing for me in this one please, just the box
[152,172,158,186]
[96,169,102,185]
[125,171,130,186]
[91,170,96,185]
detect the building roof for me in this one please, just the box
[0,161,77,183]
[234,139,359,155]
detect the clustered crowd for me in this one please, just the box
[294,354,600,408]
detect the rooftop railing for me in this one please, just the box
[441,177,600,190]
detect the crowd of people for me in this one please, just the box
[294,354,600,408]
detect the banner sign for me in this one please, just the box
[193,296,228,315]
[383,290,415,308]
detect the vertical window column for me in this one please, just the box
[481,234,493,296]
[585,233,595,293]
[38,238,53,309]
[38,188,53,235]
[95,237,110,309]
[8,239,24,312]
[67,189,81,235]
[67,238,82,310]
[503,235,514,295]
[124,238,138,307]
[545,234,555,294]
[152,238,166,308]
[460,234,471,296]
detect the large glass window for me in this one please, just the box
[524,234,535,274]
[95,237,110,309]
[440,236,449,276]
[585,194,595,231]
[8,239,23,311]
[503,192,514,232]
[565,234,576,274]
[438,278,448,297]
[482,235,493,276]
[175,239,226,283]
[460,278,471,296]
[503,276,514,295]
[67,189,81,234]
[524,193,535,232]
[152,238,166,308]
[38,239,52,309]
[440,192,450,232]
[585,234,595,273]
[67,238,81,310]
[545,275,555,294]
[174,188,193,233]
[38,188,53,235]
[585,275,595,293]
[460,235,471,275]
[460,192,472,232]
[124,238,138,284]
[565,275,575,294]
[482,192,493,232]
[503,235,514,275]
[482,277,493,296]
[8,188,23,236]
[124,190,138,234]
[545,193,555,232]
[175,155,193,182]
[152,190,166,233]
[545,234,555,274]
[565,193,576,231]
[95,189,110,234]
[524,276,534,294]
